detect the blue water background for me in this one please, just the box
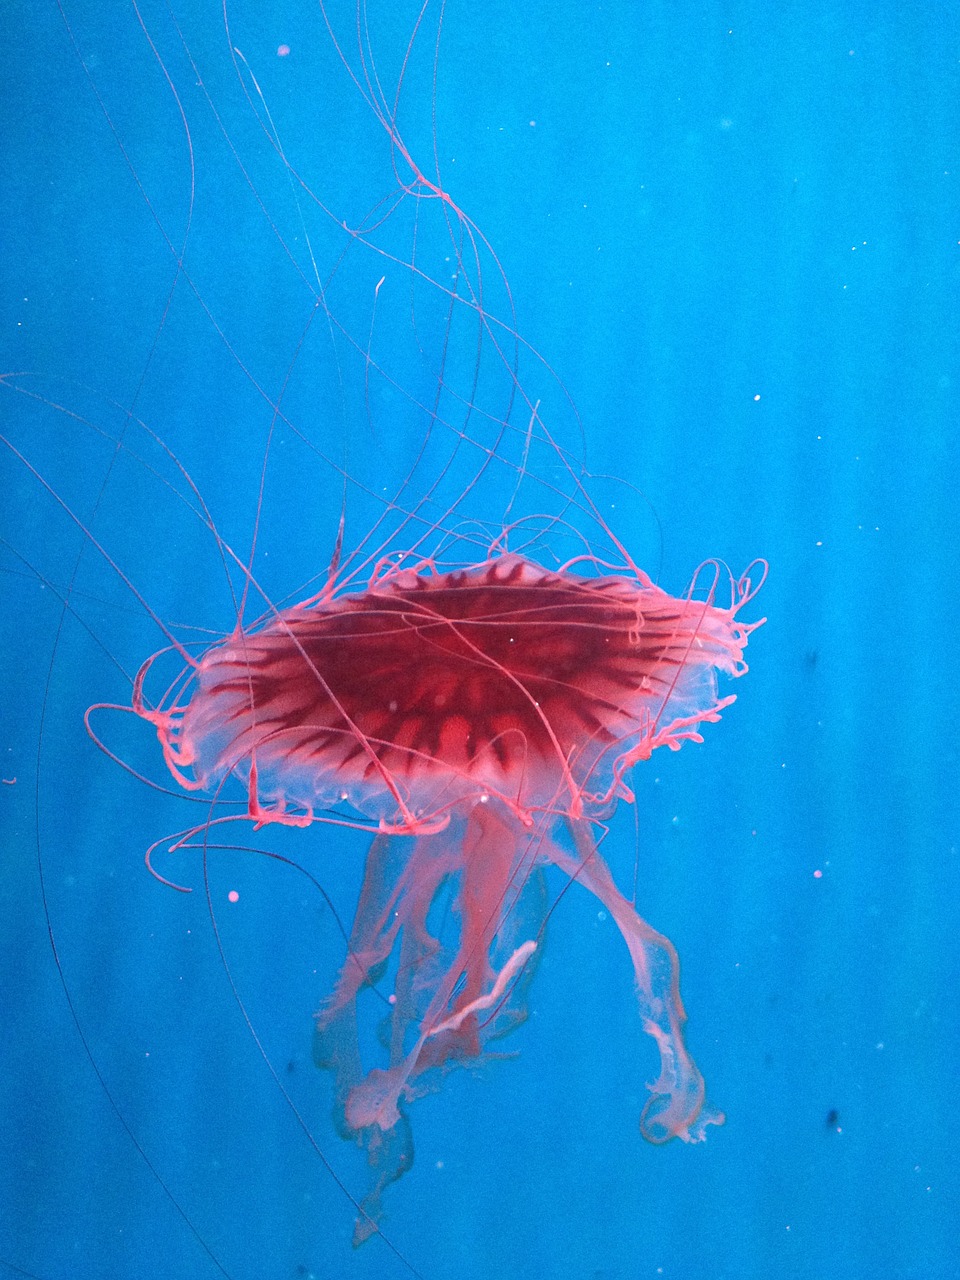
[1,3,958,1278]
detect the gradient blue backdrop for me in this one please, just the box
[1,3,958,1279]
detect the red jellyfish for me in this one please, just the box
[134,544,764,1243]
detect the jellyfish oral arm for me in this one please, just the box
[424,938,537,1039]
[338,937,537,1134]
[311,804,546,1243]
[560,822,724,1144]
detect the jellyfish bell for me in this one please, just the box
[136,549,764,837]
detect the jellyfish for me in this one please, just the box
[133,545,765,1242]
[0,1,768,1267]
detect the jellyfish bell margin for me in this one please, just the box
[116,542,766,1245]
